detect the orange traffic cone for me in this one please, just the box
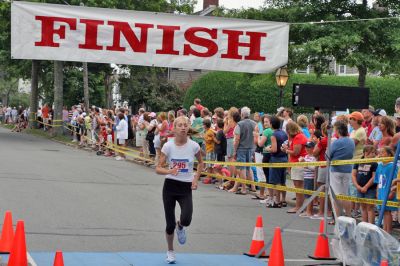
[0,211,14,253]
[268,227,284,266]
[319,219,325,234]
[8,220,27,266]
[244,215,268,258]
[53,250,64,266]
[308,232,336,260]
[380,259,388,266]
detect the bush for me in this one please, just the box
[183,72,400,114]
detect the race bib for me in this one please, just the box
[171,159,189,173]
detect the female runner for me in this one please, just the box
[156,116,204,264]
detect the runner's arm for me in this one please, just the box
[156,152,178,175]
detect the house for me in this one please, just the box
[168,0,219,89]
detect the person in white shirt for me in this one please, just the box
[156,116,204,264]
[115,112,128,161]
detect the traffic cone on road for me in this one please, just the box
[53,250,64,266]
[244,215,268,258]
[308,232,336,260]
[319,219,325,234]
[8,220,27,266]
[0,211,14,253]
[268,227,284,266]
[380,259,388,266]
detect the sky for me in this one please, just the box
[194,0,266,12]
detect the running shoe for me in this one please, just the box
[166,250,176,264]
[176,223,186,245]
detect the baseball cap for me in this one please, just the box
[149,112,156,118]
[305,141,316,148]
[373,109,387,117]
[349,111,364,121]
[277,107,285,113]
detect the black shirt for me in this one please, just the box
[353,162,378,189]
[214,130,227,156]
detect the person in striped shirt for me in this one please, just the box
[299,141,317,217]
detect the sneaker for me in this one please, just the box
[267,201,281,208]
[176,223,186,245]
[166,250,176,264]
[115,156,121,161]
[259,198,268,204]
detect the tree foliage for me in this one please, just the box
[184,71,400,114]
[119,66,183,112]
[221,0,400,87]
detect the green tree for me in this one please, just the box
[119,66,183,112]
[222,1,400,87]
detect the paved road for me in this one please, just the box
[0,127,331,264]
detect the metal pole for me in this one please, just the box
[279,87,283,107]
[324,110,333,236]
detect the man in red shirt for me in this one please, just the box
[361,106,374,138]
[193,98,204,112]
[42,104,50,131]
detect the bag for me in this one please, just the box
[146,126,156,141]
[146,131,155,141]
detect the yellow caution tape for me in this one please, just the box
[205,172,400,207]
[29,122,397,208]
[203,157,394,168]
[35,120,62,127]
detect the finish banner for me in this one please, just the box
[11,1,289,73]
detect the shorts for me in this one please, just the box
[226,138,234,158]
[348,182,358,197]
[117,139,126,145]
[154,134,161,149]
[206,152,215,168]
[304,178,315,198]
[317,167,327,184]
[216,153,225,162]
[269,156,287,185]
[136,130,145,147]
[291,167,304,181]
[255,152,266,183]
[330,171,351,196]
[236,148,253,171]
[357,189,376,200]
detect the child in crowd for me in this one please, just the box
[374,146,398,233]
[203,119,215,184]
[368,115,382,146]
[213,119,227,186]
[213,164,232,190]
[352,145,378,224]
[299,141,317,217]
[104,128,114,157]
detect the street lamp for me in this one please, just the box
[275,66,289,107]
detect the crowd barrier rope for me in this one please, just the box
[25,119,399,207]
[204,172,400,208]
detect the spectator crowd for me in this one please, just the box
[2,96,400,233]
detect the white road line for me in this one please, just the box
[28,252,37,266]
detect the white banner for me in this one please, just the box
[11,1,289,73]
